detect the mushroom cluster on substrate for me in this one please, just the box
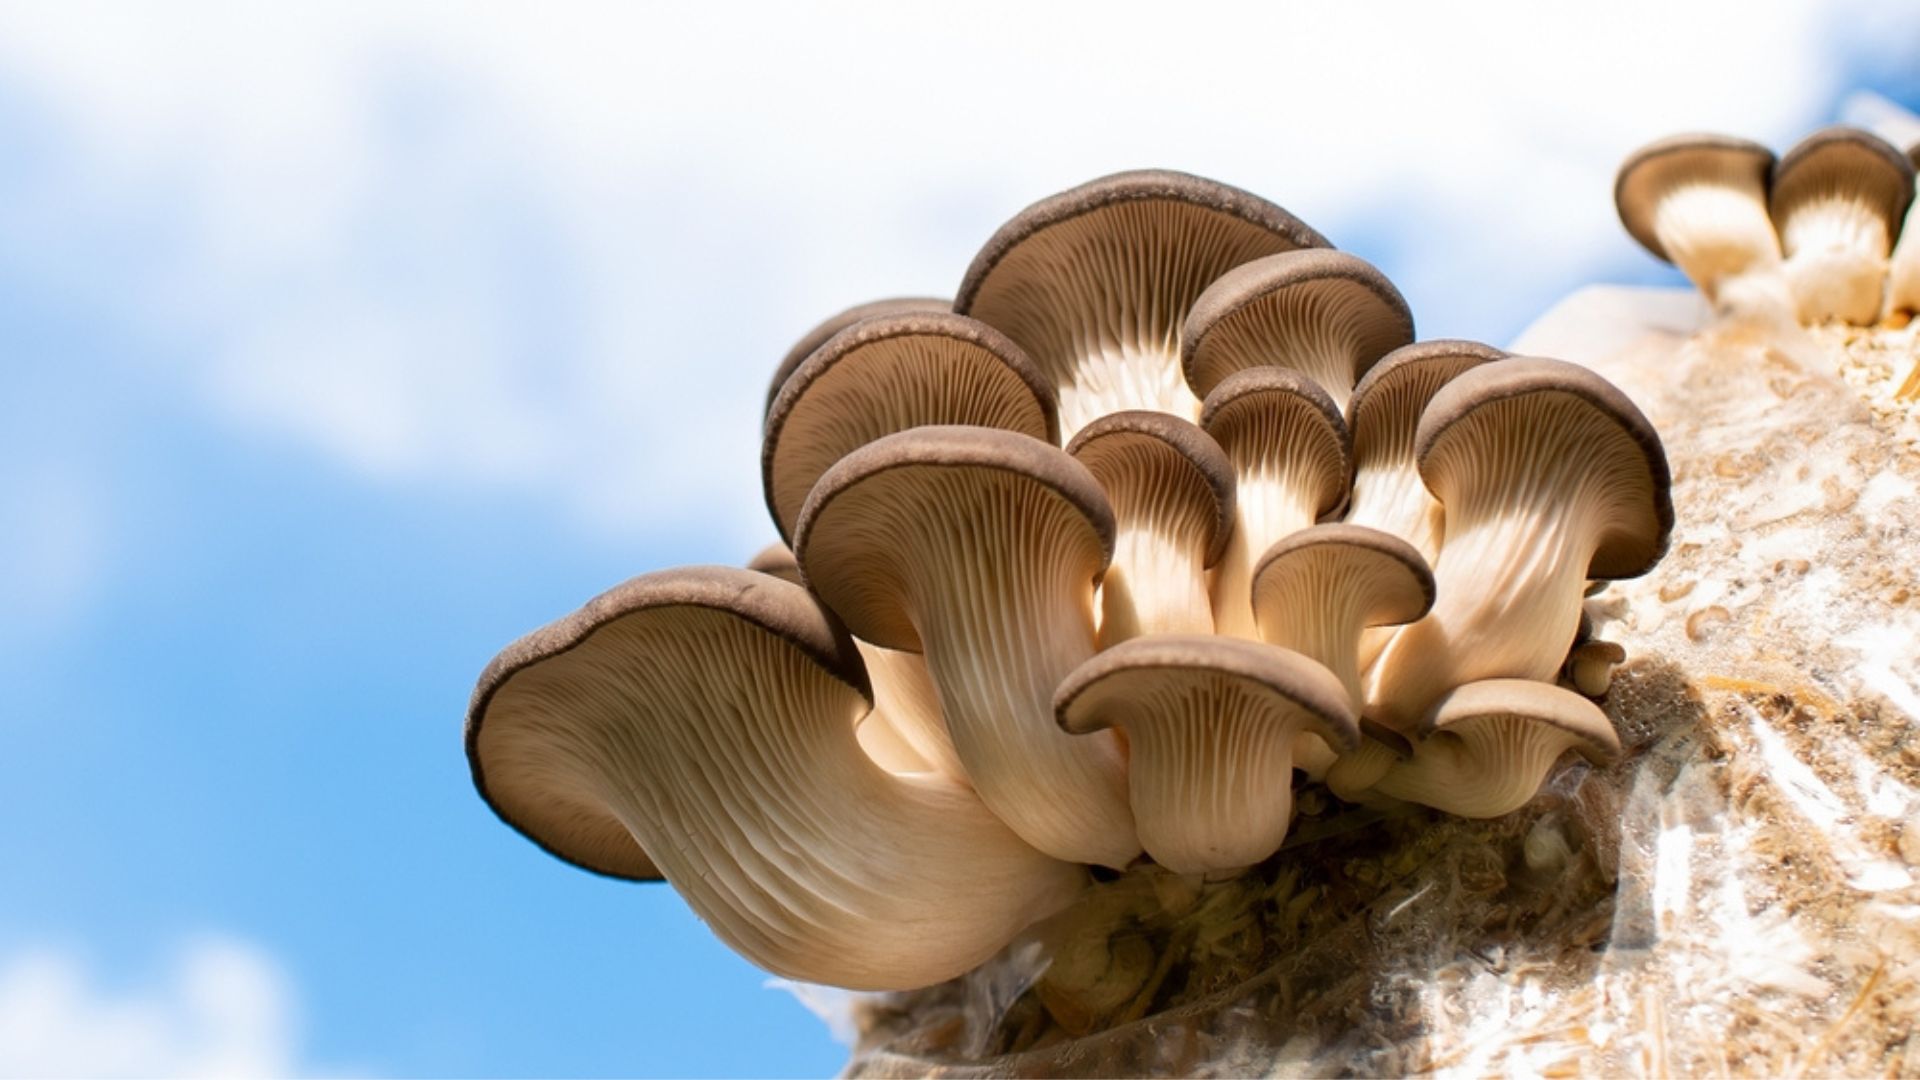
[465,169,1674,994]
[1617,127,1920,399]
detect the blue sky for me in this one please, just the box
[0,3,1916,1076]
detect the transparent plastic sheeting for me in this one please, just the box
[791,288,1920,1078]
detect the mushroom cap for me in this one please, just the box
[1059,634,1359,745]
[1180,249,1414,402]
[952,170,1328,433]
[1614,133,1775,262]
[1250,523,1435,633]
[1415,357,1673,579]
[764,297,950,415]
[1421,678,1623,764]
[793,424,1115,652]
[762,312,1058,541]
[1769,126,1916,243]
[466,566,871,881]
[746,542,803,584]
[1346,339,1507,456]
[956,169,1329,313]
[1064,409,1237,567]
[1199,366,1353,516]
[1055,635,1354,745]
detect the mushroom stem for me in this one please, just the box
[1367,475,1603,730]
[1102,526,1216,643]
[1780,196,1895,325]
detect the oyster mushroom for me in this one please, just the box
[794,425,1139,868]
[1342,339,1506,565]
[762,311,1057,542]
[1770,126,1916,325]
[1055,635,1356,876]
[955,169,1328,438]
[466,566,1086,990]
[1366,358,1672,732]
[1181,249,1414,411]
[1372,679,1623,817]
[1199,368,1351,640]
[1614,133,1788,317]
[1065,410,1236,645]
[763,296,949,415]
[1251,525,1432,710]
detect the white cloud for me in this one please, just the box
[0,937,324,1079]
[0,1,1911,546]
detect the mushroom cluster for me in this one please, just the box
[466,169,1674,994]
[1616,126,1920,335]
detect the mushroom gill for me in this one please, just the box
[467,567,1086,990]
[956,170,1327,439]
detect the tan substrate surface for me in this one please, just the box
[842,287,1920,1078]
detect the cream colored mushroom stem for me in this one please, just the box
[796,426,1139,868]
[1780,196,1896,325]
[467,567,1087,991]
[1614,134,1788,322]
[1366,360,1670,733]
[1067,412,1234,647]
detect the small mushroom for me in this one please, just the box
[1885,141,1920,323]
[466,566,1086,990]
[1769,126,1916,325]
[1366,358,1672,731]
[1614,133,1788,317]
[1342,339,1507,565]
[763,297,949,416]
[1199,368,1351,639]
[1250,525,1433,711]
[1055,635,1356,876]
[1323,720,1414,805]
[1065,410,1236,646]
[955,170,1328,438]
[1181,249,1414,411]
[748,542,958,778]
[1371,679,1623,818]
[1565,639,1627,698]
[794,425,1139,868]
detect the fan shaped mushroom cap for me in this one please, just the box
[764,296,949,415]
[744,542,958,777]
[1065,410,1235,645]
[955,169,1329,438]
[1199,367,1352,639]
[1885,140,1920,321]
[762,312,1057,542]
[1614,133,1785,312]
[1181,249,1414,411]
[1055,635,1356,876]
[794,425,1138,868]
[1367,357,1672,730]
[1372,679,1622,818]
[467,566,1086,989]
[1770,126,1916,325]
[1251,524,1433,710]
[1343,339,1507,565]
